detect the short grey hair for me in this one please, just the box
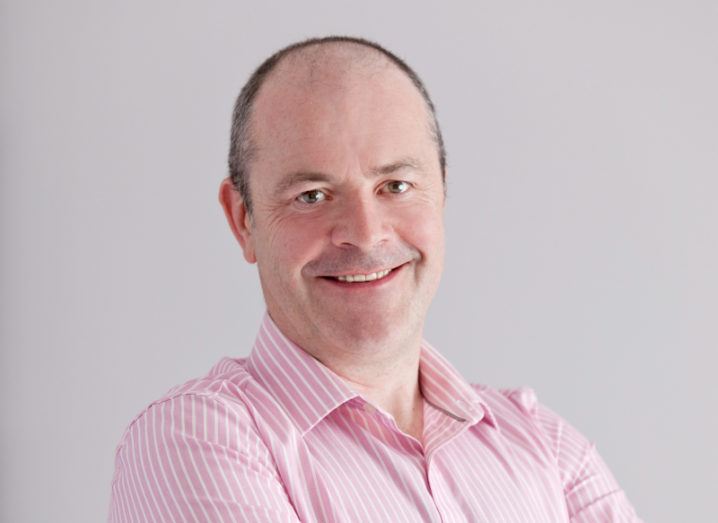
[228,36,447,215]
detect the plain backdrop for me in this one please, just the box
[2,1,716,521]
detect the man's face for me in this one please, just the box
[223,57,445,353]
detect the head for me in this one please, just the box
[219,36,448,356]
[228,36,447,216]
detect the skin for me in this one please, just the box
[219,44,445,441]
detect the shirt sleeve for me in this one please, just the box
[108,392,300,523]
[507,388,643,523]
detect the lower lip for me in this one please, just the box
[320,263,406,290]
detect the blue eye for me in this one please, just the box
[385,180,410,194]
[297,189,326,204]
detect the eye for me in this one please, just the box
[384,180,410,194]
[296,189,326,204]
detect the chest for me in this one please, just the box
[271,408,570,522]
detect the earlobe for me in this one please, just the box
[218,178,257,264]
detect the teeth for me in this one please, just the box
[336,269,391,283]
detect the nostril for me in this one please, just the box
[330,213,390,249]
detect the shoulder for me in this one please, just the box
[470,383,544,423]
[113,357,259,456]
[478,384,541,414]
[470,384,592,459]
[109,359,300,521]
[472,383,607,487]
[472,383,569,425]
[470,386,641,520]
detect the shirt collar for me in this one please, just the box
[418,339,497,428]
[247,312,496,436]
[247,313,358,435]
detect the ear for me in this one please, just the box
[218,177,256,263]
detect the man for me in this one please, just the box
[109,36,641,522]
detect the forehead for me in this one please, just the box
[249,46,437,178]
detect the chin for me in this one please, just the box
[323,310,419,348]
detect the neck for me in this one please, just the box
[306,330,426,441]
[280,316,423,441]
[267,307,428,441]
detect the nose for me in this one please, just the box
[330,194,390,250]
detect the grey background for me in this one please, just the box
[2,1,716,521]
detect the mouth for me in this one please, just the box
[319,263,406,287]
[333,268,392,283]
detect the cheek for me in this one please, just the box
[400,205,445,258]
[257,214,329,273]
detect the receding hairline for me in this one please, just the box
[228,36,447,215]
[250,41,432,132]
[261,40,398,85]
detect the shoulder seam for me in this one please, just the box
[113,375,254,458]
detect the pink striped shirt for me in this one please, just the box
[109,313,641,522]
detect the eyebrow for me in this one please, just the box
[369,157,423,176]
[274,171,333,194]
[275,157,424,193]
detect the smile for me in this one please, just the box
[333,269,392,283]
